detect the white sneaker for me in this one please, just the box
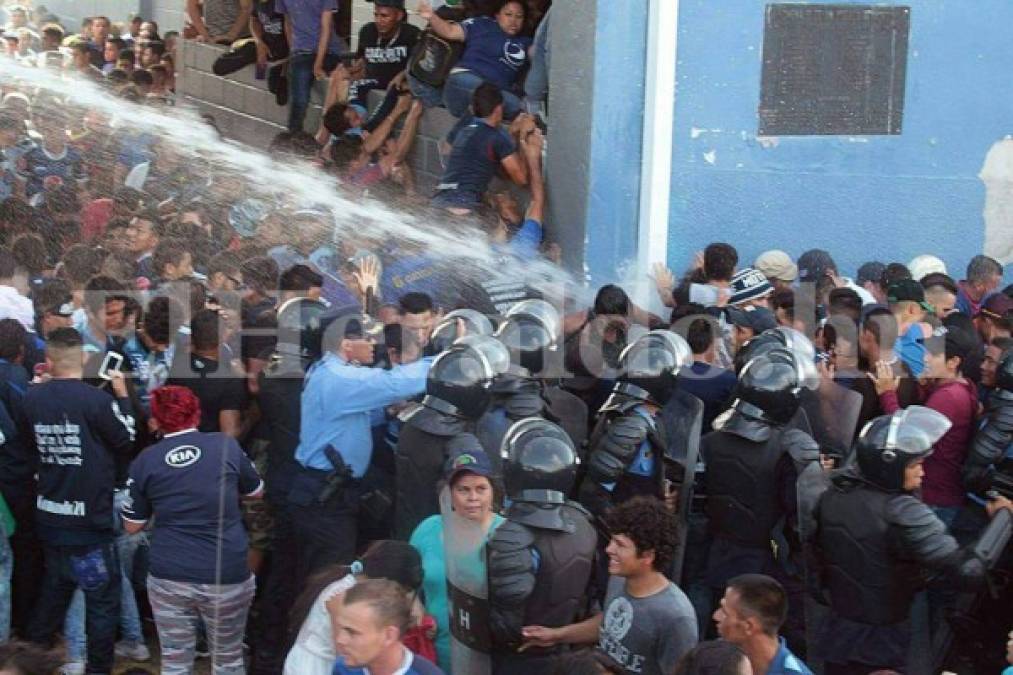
[115,640,152,661]
[61,663,85,675]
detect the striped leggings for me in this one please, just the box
[147,574,256,675]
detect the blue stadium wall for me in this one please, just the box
[585,1,1013,284]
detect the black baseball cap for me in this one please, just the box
[371,0,406,8]
[725,306,778,333]
[886,279,934,314]
[797,249,836,283]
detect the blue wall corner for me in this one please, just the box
[583,0,649,286]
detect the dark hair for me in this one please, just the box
[703,243,738,282]
[861,307,898,350]
[726,573,788,636]
[60,244,104,287]
[879,262,912,289]
[594,284,630,317]
[240,256,279,295]
[43,185,80,214]
[10,233,47,276]
[604,496,678,572]
[118,48,135,63]
[33,278,71,317]
[686,317,714,356]
[991,336,1013,352]
[143,295,183,345]
[967,255,1003,285]
[0,198,34,233]
[920,272,958,296]
[827,287,862,321]
[83,274,127,316]
[152,238,188,276]
[106,68,129,85]
[342,578,413,635]
[673,640,749,675]
[190,308,221,352]
[130,69,154,87]
[42,24,64,41]
[472,82,504,118]
[0,640,63,675]
[289,539,422,640]
[323,103,352,137]
[208,251,241,280]
[106,37,126,51]
[0,110,22,133]
[399,291,434,316]
[145,40,166,56]
[0,248,18,279]
[280,263,324,292]
[46,326,83,351]
[70,41,91,55]
[770,287,794,322]
[0,318,26,360]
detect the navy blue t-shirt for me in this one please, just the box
[456,16,532,91]
[678,361,737,433]
[436,116,515,203]
[123,430,262,584]
[20,379,135,545]
[332,650,444,675]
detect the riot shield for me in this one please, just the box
[802,380,864,465]
[657,388,704,584]
[441,486,494,675]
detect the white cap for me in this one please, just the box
[907,255,947,281]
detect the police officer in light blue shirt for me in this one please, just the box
[290,310,433,587]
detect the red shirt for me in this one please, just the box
[880,378,979,507]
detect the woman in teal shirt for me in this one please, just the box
[410,442,503,674]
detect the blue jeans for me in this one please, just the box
[443,70,523,120]
[524,6,551,108]
[287,51,341,133]
[26,541,121,674]
[0,520,11,643]
[64,490,146,660]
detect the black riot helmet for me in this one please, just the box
[611,330,692,406]
[995,348,1013,402]
[733,326,819,390]
[732,348,803,425]
[500,417,579,504]
[430,309,495,354]
[275,297,327,363]
[495,299,560,375]
[422,340,497,420]
[854,406,951,492]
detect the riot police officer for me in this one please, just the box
[964,347,1013,497]
[815,406,1013,675]
[251,297,325,674]
[486,418,597,675]
[477,300,588,466]
[700,347,823,649]
[577,329,697,522]
[393,336,503,539]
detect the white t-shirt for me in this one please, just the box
[284,574,358,675]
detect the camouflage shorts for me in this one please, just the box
[241,438,274,551]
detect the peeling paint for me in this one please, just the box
[846,137,870,143]
[756,136,779,149]
[703,150,717,164]
[691,126,706,139]
[980,137,1013,265]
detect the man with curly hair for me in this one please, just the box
[521,497,698,675]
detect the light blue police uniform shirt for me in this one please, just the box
[295,352,433,476]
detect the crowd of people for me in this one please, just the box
[0,2,1011,675]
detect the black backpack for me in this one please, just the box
[407,6,465,88]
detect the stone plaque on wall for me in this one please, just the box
[759,4,910,136]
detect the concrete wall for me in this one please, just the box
[667,0,1013,281]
